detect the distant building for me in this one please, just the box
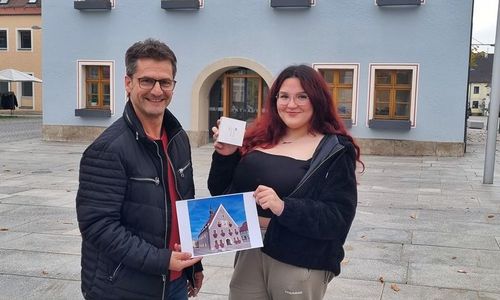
[0,0,42,112]
[196,204,243,251]
[42,0,473,156]
[239,221,249,242]
[469,53,493,116]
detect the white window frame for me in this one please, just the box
[21,72,34,97]
[0,28,8,51]
[77,60,115,115]
[27,0,37,3]
[16,28,32,51]
[17,72,35,109]
[313,63,359,125]
[367,63,419,127]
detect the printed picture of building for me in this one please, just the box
[194,204,250,256]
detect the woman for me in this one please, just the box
[208,65,363,300]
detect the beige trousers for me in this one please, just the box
[228,248,334,300]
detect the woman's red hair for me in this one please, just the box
[241,65,363,168]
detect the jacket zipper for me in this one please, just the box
[178,161,191,178]
[129,177,160,185]
[108,262,123,282]
[126,108,179,298]
[166,131,187,200]
[162,274,167,300]
[150,140,169,300]
[288,145,344,198]
[164,132,197,296]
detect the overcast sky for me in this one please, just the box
[473,0,499,52]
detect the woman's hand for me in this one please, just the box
[254,185,285,216]
[212,119,239,156]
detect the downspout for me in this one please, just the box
[465,0,476,154]
[483,1,500,184]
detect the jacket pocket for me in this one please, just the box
[108,262,124,283]
[174,161,194,199]
[177,161,191,178]
[129,176,160,185]
[127,177,161,205]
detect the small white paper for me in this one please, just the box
[176,192,263,258]
[217,117,246,147]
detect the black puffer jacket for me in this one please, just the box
[76,101,202,300]
[208,135,357,276]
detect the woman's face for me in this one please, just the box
[276,77,314,131]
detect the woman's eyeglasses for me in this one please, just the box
[276,92,310,105]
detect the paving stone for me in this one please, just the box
[408,262,500,294]
[344,241,403,263]
[0,249,80,280]
[200,251,235,268]
[412,230,500,250]
[347,226,411,244]
[478,291,500,299]
[0,274,83,300]
[381,282,478,300]
[324,278,383,299]
[402,244,500,269]
[338,257,408,283]
[200,266,231,296]
[1,233,81,255]
[0,231,29,244]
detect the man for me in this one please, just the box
[76,38,203,300]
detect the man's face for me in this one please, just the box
[125,58,174,124]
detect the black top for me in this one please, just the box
[232,150,310,218]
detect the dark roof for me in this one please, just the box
[470,53,494,84]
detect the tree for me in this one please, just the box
[470,45,486,69]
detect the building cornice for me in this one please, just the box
[0,7,41,15]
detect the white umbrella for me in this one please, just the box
[0,68,42,83]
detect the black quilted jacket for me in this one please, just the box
[208,135,357,276]
[76,101,201,300]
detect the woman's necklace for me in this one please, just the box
[280,133,313,144]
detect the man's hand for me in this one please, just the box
[169,251,202,272]
[188,271,204,297]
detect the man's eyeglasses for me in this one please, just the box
[276,92,310,105]
[138,77,176,91]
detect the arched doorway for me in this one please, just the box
[208,68,268,141]
[190,58,273,147]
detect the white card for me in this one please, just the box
[217,117,246,146]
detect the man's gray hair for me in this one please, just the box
[125,38,177,78]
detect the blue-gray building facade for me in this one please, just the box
[42,0,473,156]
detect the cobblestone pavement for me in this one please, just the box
[0,116,42,142]
[1,116,500,299]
